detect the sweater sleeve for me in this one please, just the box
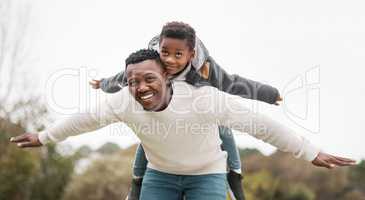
[214,91,320,162]
[38,91,129,144]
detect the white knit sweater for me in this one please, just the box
[38,81,320,175]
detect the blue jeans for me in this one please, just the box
[133,127,242,177]
[140,168,227,200]
[219,127,242,171]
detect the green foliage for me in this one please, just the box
[239,148,261,157]
[348,160,365,192]
[281,184,315,200]
[0,119,75,200]
[0,120,38,200]
[243,171,315,200]
[29,144,74,200]
[242,150,365,200]
[62,148,135,200]
[244,170,280,200]
[72,145,93,160]
[96,142,120,155]
[342,190,365,200]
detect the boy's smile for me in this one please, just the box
[126,59,171,111]
[159,37,195,76]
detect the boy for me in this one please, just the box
[90,22,281,200]
[12,49,356,200]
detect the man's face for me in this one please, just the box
[126,59,169,111]
[159,37,195,76]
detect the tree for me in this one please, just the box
[62,146,137,200]
[97,142,121,155]
[0,0,38,121]
[0,119,38,200]
[348,160,365,192]
[29,144,75,200]
[0,115,75,200]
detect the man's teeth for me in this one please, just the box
[140,93,154,100]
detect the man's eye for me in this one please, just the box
[128,80,138,86]
[145,76,157,83]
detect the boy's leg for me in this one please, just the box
[133,144,148,178]
[140,168,183,200]
[219,126,246,200]
[183,173,227,200]
[127,144,148,200]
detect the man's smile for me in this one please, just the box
[139,92,155,100]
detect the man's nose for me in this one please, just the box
[137,82,149,92]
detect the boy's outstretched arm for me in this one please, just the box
[198,56,282,105]
[89,71,126,93]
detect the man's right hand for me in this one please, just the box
[10,133,43,148]
[89,79,101,89]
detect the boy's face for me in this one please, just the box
[159,37,195,76]
[126,59,169,111]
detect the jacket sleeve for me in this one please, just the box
[206,56,280,104]
[100,71,127,93]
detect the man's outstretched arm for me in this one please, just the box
[214,91,356,168]
[10,91,127,148]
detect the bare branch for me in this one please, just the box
[0,0,35,117]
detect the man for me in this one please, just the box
[11,49,356,200]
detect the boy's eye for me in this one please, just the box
[160,51,168,56]
[175,52,183,58]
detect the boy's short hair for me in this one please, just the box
[125,49,162,69]
[159,21,196,50]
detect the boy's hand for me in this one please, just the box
[311,152,356,169]
[274,96,283,106]
[89,79,101,89]
[10,133,43,148]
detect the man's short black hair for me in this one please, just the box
[159,21,196,50]
[125,49,162,69]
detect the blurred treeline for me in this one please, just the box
[1,117,364,200]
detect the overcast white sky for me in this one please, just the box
[15,0,365,159]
